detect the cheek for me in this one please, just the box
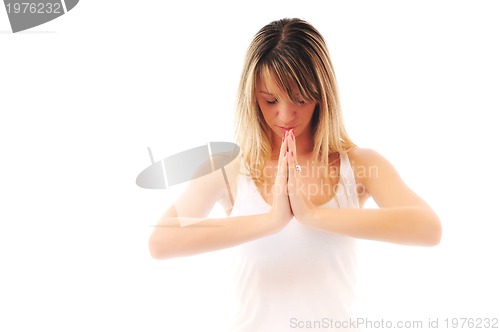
[258,101,273,116]
[257,102,274,123]
[301,104,317,121]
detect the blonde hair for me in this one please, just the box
[234,18,355,182]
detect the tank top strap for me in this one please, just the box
[339,152,360,209]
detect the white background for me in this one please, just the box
[1,1,499,331]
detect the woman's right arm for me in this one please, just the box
[149,206,282,259]
[149,137,292,259]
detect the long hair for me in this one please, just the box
[234,18,355,183]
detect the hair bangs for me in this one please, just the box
[257,53,320,104]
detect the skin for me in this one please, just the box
[257,76,441,245]
[148,77,442,259]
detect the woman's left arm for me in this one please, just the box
[288,147,442,246]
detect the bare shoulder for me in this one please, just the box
[347,146,427,208]
[346,147,390,184]
[224,154,243,190]
[162,153,242,221]
[347,146,386,166]
[345,147,382,204]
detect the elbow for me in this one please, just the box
[149,233,175,260]
[400,207,442,246]
[149,235,164,260]
[420,211,442,247]
[428,218,442,246]
[423,222,441,247]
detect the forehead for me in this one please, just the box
[256,70,299,97]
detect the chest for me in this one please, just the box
[255,160,341,207]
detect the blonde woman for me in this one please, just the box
[149,18,441,331]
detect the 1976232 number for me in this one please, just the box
[444,318,499,329]
[6,2,62,14]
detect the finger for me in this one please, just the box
[287,129,298,166]
[279,130,288,161]
[276,131,289,182]
[287,147,298,187]
[287,130,300,176]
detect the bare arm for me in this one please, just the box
[149,138,293,259]
[149,207,280,259]
[288,145,441,246]
[306,206,440,246]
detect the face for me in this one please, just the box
[256,75,317,142]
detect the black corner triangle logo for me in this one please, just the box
[3,0,79,33]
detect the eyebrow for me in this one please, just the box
[258,90,274,95]
[259,90,303,99]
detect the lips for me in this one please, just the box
[277,126,296,135]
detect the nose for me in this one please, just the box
[276,101,296,124]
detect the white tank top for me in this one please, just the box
[229,153,360,331]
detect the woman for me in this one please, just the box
[149,18,441,331]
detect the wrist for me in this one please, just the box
[267,210,289,233]
[296,204,320,226]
